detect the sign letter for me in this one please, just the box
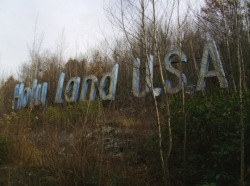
[99,64,119,100]
[164,50,187,94]
[55,73,65,103]
[13,83,24,110]
[132,55,153,97]
[64,77,80,102]
[31,79,48,105]
[196,40,228,91]
[80,75,98,101]
[21,87,31,108]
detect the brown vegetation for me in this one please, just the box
[0,0,249,185]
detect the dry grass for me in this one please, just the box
[0,102,159,185]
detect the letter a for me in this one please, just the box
[196,40,228,91]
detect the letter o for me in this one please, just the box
[21,87,31,108]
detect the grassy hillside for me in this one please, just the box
[0,90,249,185]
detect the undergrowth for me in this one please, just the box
[0,90,249,185]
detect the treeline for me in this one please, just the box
[0,0,249,114]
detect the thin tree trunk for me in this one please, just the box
[221,0,237,92]
[151,0,174,185]
[141,1,167,185]
[189,40,199,79]
[240,44,247,91]
[177,1,187,184]
[244,0,250,44]
[234,1,244,185]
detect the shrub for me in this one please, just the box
[0,134,9,164]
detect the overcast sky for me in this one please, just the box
[0,0,113,78]
[0,0,203,80]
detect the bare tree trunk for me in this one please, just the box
[30,17,43,82]
[177,1,187,184]
[141,1,167,185]
[189,40,199,78]
[240,44,247,91]
[151,0,175,185]
[234,0,244,185]
[221,0,237,92]
[244,0,250,44]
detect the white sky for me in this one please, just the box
[0,0,203,80]
[0,0,113,79]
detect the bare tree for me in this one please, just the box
[29,17,44,85]
[220,0,237,92]
[140,1,168,185]
[105,0,181,185]
[234,1,245,185]
[150,0,176,185]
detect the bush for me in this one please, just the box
[156,90,250,185]
[0,134,9,164]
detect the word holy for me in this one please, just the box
[13,40,228,109]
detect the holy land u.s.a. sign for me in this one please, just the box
[13,40,228,109]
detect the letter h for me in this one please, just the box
[13,83,24,110]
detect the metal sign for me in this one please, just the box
[13,40,228,109]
